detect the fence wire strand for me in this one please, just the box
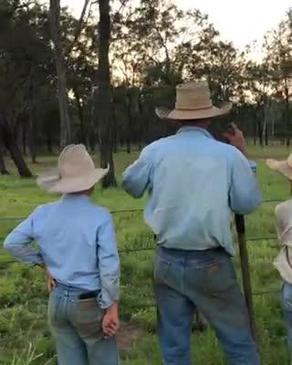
[0,198,285,303]
[0,197,287,223]
[0,198,287,351]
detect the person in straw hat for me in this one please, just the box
[3,144,120,365]
[267,154,292,361]
[122,80,261,365]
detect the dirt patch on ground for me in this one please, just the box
[117,321,145,351]
[116,316,207,352]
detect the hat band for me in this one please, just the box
[175,104,214,111]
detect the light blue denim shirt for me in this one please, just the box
[122,127,261,256]
[3,195,120,308]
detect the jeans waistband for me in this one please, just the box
[54,282,100,298]
[157,246,228,260]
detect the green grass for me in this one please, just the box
[1,144,292,364]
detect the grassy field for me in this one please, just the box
[0,145,291,364]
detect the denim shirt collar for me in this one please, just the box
[62,194,91,202]
[177,126,214,139]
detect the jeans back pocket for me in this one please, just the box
[74,297,104,341]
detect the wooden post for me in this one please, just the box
[212,122,258,340]
[235,214,257,340]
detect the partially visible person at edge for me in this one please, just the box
[122,81,262,365]
[3,144,120,365]
[266,154,292,363]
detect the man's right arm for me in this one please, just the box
[223,125,261,214]
[122,147,153,198]
[229,149,262,215]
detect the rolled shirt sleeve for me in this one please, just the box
[97,213,120,309]
[249,160,257,175]
[3,208,44,265]
[229,149,262,215]
[122,147,153,198]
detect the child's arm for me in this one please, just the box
[97,212,120,310]
[97,212,120,337]
[3,208,44,266]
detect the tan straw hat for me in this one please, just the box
[155,80,231,120]
[37,144,109,193]
[266,153,292,180]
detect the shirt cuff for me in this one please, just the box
[99,278,120,309]
[249,160,257,174]
[21,254,44,266]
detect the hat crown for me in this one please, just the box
[175,80,212,111]
[58,144,95,179]
[155,79,231,120]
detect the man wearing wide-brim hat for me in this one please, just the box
[122,81,261,365]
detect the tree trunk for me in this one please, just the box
[28,107,37,163]
[257,120,263,147]
[73,88,86,144]
[94,0,116,187]
[0,114,32,177]
[284,77,291,147]
[262,118,267,147]
[0,136,9,175]
[138,92,144,150]
[28,121,37,163]
[265,124,269,146]
[49,0,72,148]
[22,122,27,156]
[253,114,257,146]
[256,104,263,147]
[126,90,132,154]
[28,77,37,163]
[112,99,118,154]
[9,143,33,177]
[47,135,53,154]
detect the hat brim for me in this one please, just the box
[266,159,292,180]
[155,103,232,121]
[37,167,109,193]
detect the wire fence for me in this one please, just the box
[0,197,283,247]
[0,200,284,256]
[0,196,288,221]
[0,197,286,294]
[0,208,143,222]
[0,198,287,350]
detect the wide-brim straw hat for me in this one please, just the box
[266,153,292,180]
[37,144,109,193]
[155,80,232,120]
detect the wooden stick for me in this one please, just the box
[218,123,257,339]
[235,214,257,340]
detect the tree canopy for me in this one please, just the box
[0,0,291,178]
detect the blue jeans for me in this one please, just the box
[48,283,119,365]
[154,247,260,365]
[282,282,292,361]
